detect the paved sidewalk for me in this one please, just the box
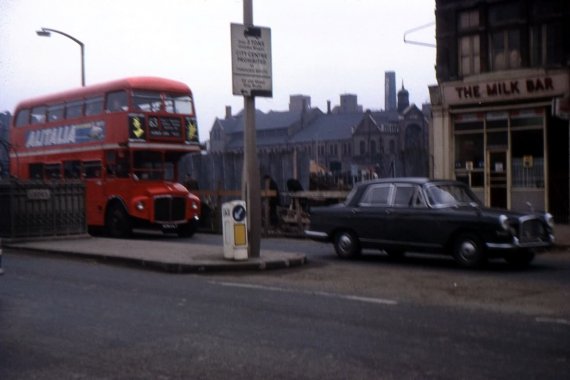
[3,236,307,273]
[2,223,568,274]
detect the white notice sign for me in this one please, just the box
[231,23,272,97]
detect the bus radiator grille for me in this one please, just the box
[154,196,186,223]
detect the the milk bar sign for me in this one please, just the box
[231,23,272,97]
[444,73,569,105]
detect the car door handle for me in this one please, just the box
[385,209,391,215]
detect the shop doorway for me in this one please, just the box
[488,150,508,209]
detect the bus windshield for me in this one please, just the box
[132,91,194,115]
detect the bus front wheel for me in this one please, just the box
[177,220,197,238]
[106,204,132,238]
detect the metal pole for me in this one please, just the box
[242,0,261,258]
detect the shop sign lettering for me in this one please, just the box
[443,73,568,105]
[454,78,554,100]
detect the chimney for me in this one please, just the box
[327,100,331,114]
[225,106,232,119]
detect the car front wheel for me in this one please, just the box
[333,230,361,259]
[452,233,486,268]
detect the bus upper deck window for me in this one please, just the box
[31,106,47,124]
[106,91,128,113]
[66,100,84,119]
[85,96,103,116]
[166,94,193,115]
[15,109,31,126]
[133,91,162,112]
[48,103,65,121]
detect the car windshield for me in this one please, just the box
[343,186,360,205]
[425,183,479,207]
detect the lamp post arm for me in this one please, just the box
[38,27,85,86]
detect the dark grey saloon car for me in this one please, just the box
[305,178,555,267]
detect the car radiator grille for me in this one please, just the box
[519,218,547,243]
[154,196,186,222]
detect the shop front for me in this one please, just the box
[431,69,570,222]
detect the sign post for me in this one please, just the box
[231,0,272,258]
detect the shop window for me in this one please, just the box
[455,133,484,170]
[512,129,544,188]
[511,117,543,128]
[455,121,483,132]
[487,131,508,147]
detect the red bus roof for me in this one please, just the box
[15,77,192,109]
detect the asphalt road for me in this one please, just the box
[1,235,569,379]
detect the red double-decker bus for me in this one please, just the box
[9,77,202,237]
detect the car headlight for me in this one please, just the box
[136,201,145,211]
[499,214,509,231]
[544,213,554,228]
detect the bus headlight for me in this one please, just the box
[136,201,145,211]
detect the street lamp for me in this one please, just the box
[36,27,85,87]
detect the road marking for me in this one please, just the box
[212,281,398,306]
[535,317,570,326]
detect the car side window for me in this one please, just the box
[360,184,392,206]
[393,185,416,207]
[412,188,428,208]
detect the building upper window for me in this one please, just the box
[488,2,522,26]
[490,29,521,71]
[359,141,366,155]
[530,23,563,67]
[458,10,479,30]
[459,35,480,76]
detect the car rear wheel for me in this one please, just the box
[334,230,361,259]
[452,233,486,268]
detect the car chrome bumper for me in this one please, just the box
[486,234,555,250]
[304,230,328,240]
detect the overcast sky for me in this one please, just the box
[0,0,436,141]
